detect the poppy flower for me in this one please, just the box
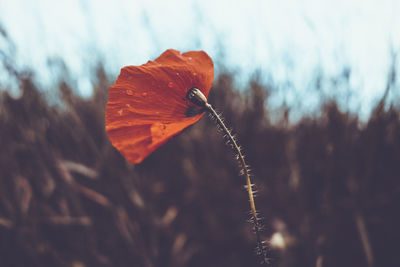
[105,49,214,164]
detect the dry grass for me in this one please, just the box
[1,31,399,267]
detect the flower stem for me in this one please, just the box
[205,103,268,263]
[186,87,268,263]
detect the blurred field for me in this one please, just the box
[1,30,400,267]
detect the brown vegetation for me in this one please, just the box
[1,30,399,267]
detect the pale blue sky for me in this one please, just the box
[0,0,399,119]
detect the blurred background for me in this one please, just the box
[0,0,399,266]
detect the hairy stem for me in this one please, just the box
[205,103,268,263]
[186,87,268,263]
[206,104,258,220]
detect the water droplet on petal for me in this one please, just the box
[125,104,134,112]
[176,72,180,75]
[158,124,167,135]
[126,90,133,96]
[168,82,173,88]
[188,57,192,60]
[193,72,197,76]
[141,92,148,97]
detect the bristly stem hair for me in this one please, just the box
[186,88,269,264]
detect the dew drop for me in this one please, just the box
[193,72,197,76]
[168,82,173,88]
[159,124,167,135]
[126,90,133,96]
[141,92,148,97]
[176,72,180,76]
[188,57,192,60]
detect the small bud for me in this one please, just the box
[186,87,208,107]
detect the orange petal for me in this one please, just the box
[105,49,214,164]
